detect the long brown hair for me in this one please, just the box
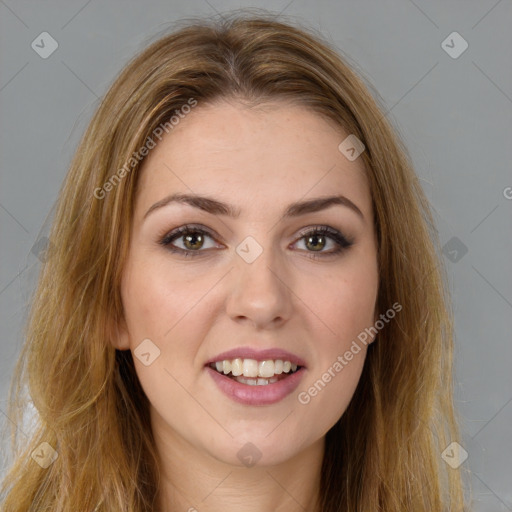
[1,10,466,511]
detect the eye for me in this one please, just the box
[158,224,220,257]
[158,224,353,258]
[292,225,353,259]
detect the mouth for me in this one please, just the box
[204,347,307,405]
[207,358,303,386]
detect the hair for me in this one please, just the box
[0,9,466,512]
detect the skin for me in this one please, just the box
[111,99,379,512]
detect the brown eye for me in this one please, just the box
[304,233,327,252]
[294,226,353,259]
[182,231,205,250]
[159,225,220,257]
[159,224,353,259]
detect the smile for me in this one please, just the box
[208,358,301,385]
[205,358,306,405]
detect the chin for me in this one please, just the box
[202,426,313,469]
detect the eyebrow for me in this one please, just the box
[143,192,364,221]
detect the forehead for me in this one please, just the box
[135,100,371,221]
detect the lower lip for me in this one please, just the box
[205,366,306,406]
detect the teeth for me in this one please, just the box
[234,376,279,385]
[258,360,275,378]
[231,358,243,376]
[242,359,259,378]
[210,358,300,379]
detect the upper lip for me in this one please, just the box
[206,347,306,367]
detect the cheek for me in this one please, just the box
[303,251,378,350]
[121,253,206,345]
[120,254,212,393]
[333,274,378,339]
[294,251,377,427]
[296,284,372,435]
[297,349,367,435]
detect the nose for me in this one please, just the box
[226,240,293,330]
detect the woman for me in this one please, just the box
[0,11,466,512]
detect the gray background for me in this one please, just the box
[1,1,511,510]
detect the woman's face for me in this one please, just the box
[113,99,379,467]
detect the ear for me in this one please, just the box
[107,311,131,351]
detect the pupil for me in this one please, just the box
[185,233,203,250]
[306,235,325,251]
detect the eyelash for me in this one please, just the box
[158,224,354,260]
